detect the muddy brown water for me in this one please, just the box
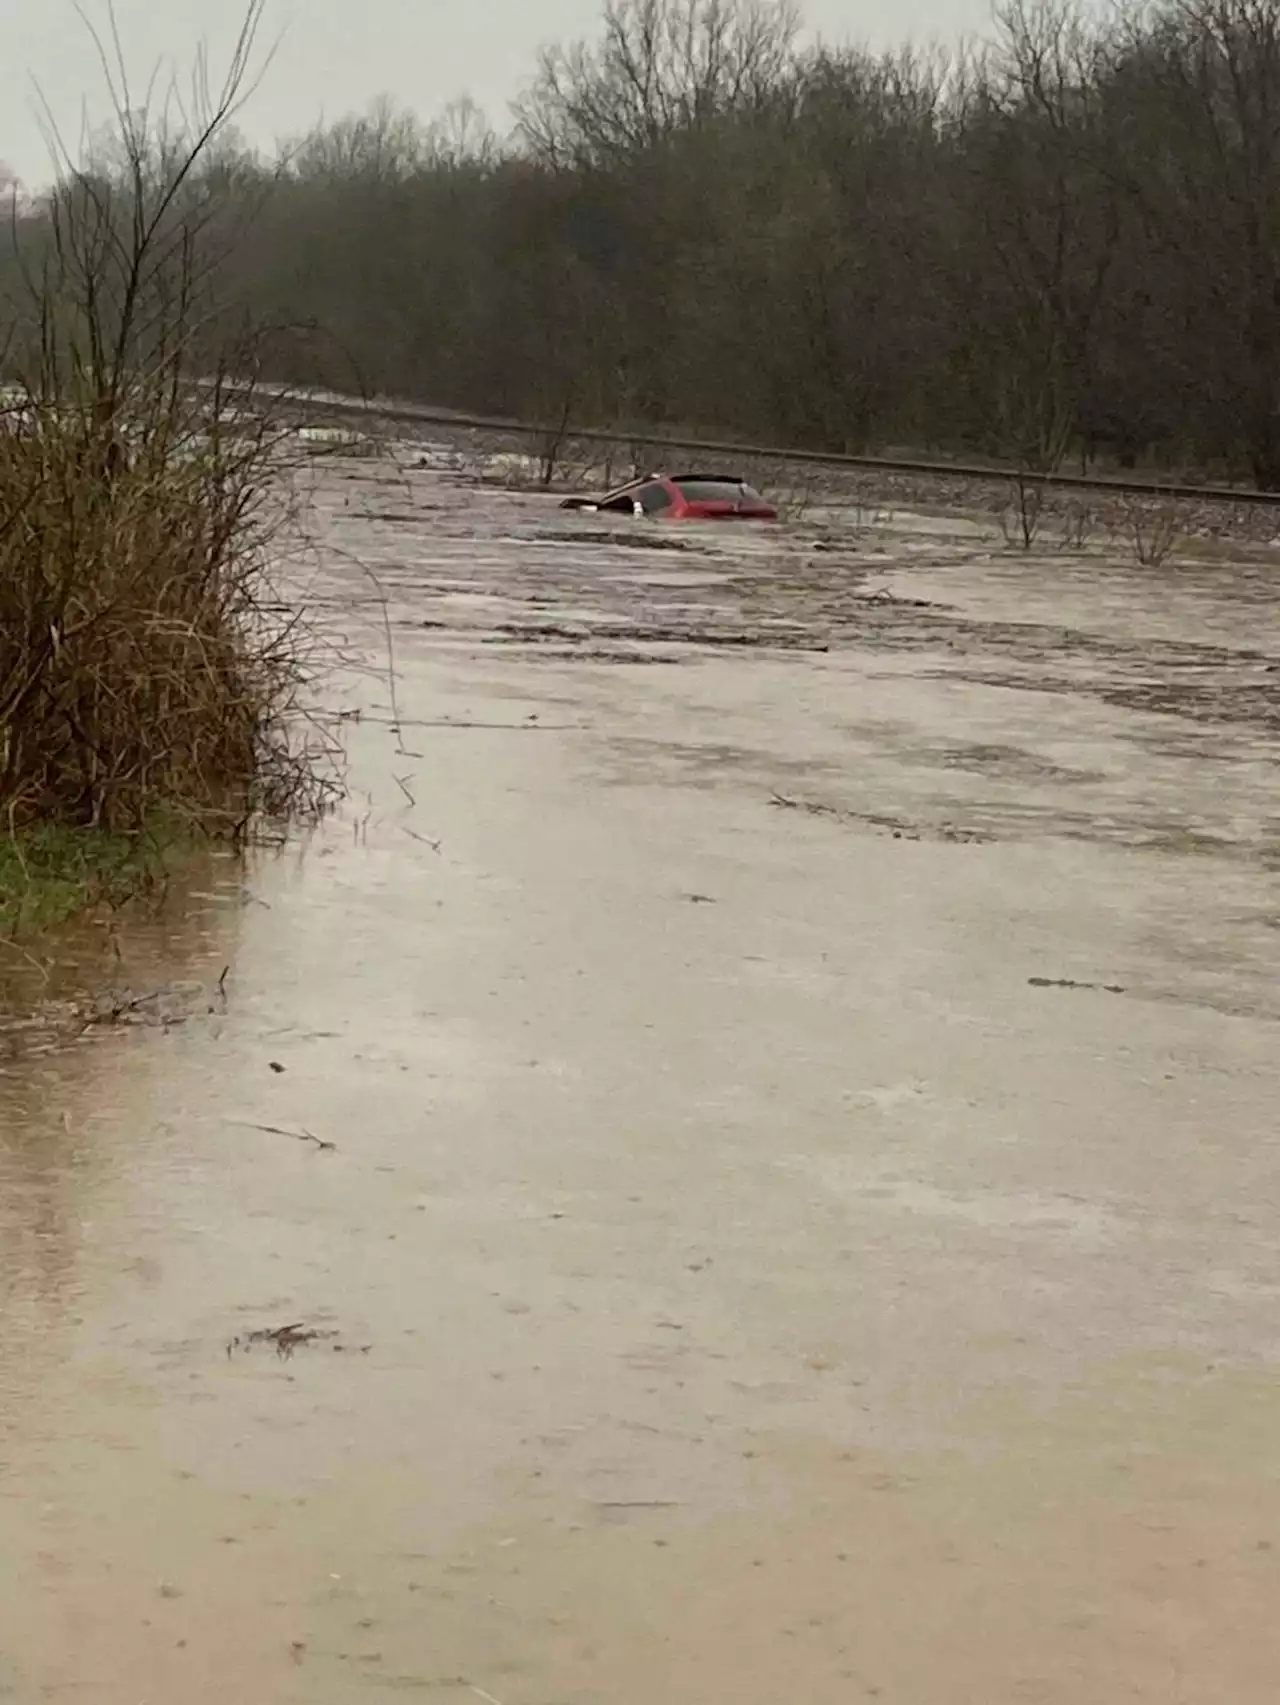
[1,454,1278,1702]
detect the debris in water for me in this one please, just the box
[226,1322,341,1360]
[403,827,443,852]
[227,1118,336,1152]
[593,1499,680,1509]
[1028,976,1126,994]
[770,790,838,817]
[74,977,225,1029]
[770,792,991,843]
[863,586,944,609]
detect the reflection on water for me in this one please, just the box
[0,852,246,1464]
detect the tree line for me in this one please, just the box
[6,0,1280,485]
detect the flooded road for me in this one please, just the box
[1,452,1278,1702]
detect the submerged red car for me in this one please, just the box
[561,472,778,521]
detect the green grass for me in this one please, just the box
[0,815,197,935]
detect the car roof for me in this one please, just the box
[594,470,757,503]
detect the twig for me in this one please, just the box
[469,1689,506,1705]
[356,716,581,731]
[335,546,408,752]
[393,773,416,807]
[89,987,165,1024]
[592,1499,680,1510]
[1028,977,1125,995]
[403,827,442,852]
[0,936,52,982]
[769,791,841,819]
[228,1119,336,1152]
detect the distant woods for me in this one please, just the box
[8,0,1280,485]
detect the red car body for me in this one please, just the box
[561,472,778,522]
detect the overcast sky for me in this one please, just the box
[1,0,996,187]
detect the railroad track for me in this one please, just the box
[210,380,1280,508]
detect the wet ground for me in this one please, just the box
[1,451,1279,1702]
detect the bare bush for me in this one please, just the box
[627,439,655,480]
[1056,499,1096,550]
[998,471,1049,549]
[1107,495,1183,566]
[990,359,1075,549]
[534,397,575,486]
[763,465,819,523]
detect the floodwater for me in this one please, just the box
[1,453,1279,1703]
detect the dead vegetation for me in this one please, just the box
[770,790,993,843]
[0,3,333,914]
[226,1322,351,1359]
[0,967,231,1047]
[230,1118,337,1152]
[1106,494,1183,566]
[998,474,1051,550]
[1056,499,1097,551]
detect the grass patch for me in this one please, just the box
[0,816,200,936]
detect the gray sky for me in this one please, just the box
[2,0,996,188]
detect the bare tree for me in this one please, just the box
[26,0,1273,500]
[516,0,800,165]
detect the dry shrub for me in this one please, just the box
[0,2,333,846]
[0,387,324,836]
[1108,495,1183,566]
[735,456,817,522]
[1056,499,1096,550]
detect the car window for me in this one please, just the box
[638,482,673,514]
[673,478,765,504]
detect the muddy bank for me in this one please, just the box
[0,454,1277,1702]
